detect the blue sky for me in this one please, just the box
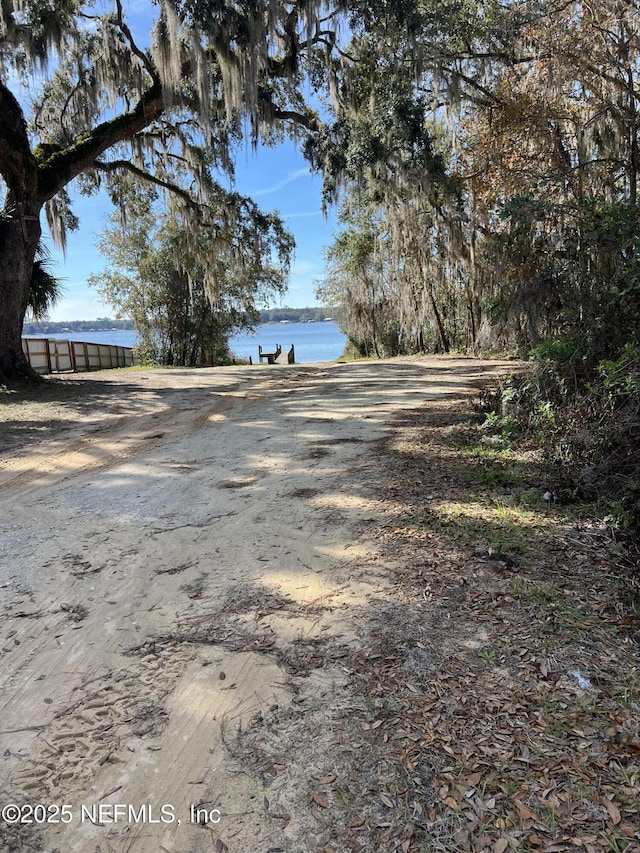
[47,140,337,321]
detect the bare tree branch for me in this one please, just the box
[114,0,159,83]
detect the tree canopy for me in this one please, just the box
[314,0,638,364]
[1,0,638,383]
[0,0,336,381]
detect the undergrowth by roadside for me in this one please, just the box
[480,345,640,543]
[229,393,640,853]
[339,397,640,852]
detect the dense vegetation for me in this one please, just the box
[260,306,330,323]
[308,0,639,539]
[312,2,638,364]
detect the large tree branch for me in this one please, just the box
[269,107,322,132]
[36,37,321,205]
[0,82,39,200]
[37,79,165,202]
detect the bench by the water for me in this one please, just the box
[258,344,295,364]
[258,343,281,364]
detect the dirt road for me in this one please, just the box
[0,358,510,853]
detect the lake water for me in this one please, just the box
[26,321,347,364]
[230,321,346,363]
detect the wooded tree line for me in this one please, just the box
[22,307,328,336]
[315,0,639,368]
[0,0,638,380]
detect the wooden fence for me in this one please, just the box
[22,338,135,375]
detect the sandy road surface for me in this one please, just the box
[0,358,511,853]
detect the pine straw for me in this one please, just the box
[231,397,640,853]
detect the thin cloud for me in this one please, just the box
[283,210,323,219]
[253,168,310,196]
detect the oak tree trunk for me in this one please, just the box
[0,199,42,383]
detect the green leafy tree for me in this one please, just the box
[90,182,293,365]
[306,0,522,356]
[317,203,399,357]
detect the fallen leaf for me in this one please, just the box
[604,799,621,825]
[311,793,329,809]
[514,799,541,821]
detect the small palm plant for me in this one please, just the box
[27,243,63,321]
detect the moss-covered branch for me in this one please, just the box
[94,158,195,205]
[36,79,165,202]
[0,83,39,199]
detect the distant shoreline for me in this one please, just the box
[21,320,347,364]
[23,320,135,335]
[23,307,331,336]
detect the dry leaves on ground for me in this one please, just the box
[232,396,640,853]
[322,399,640,852]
